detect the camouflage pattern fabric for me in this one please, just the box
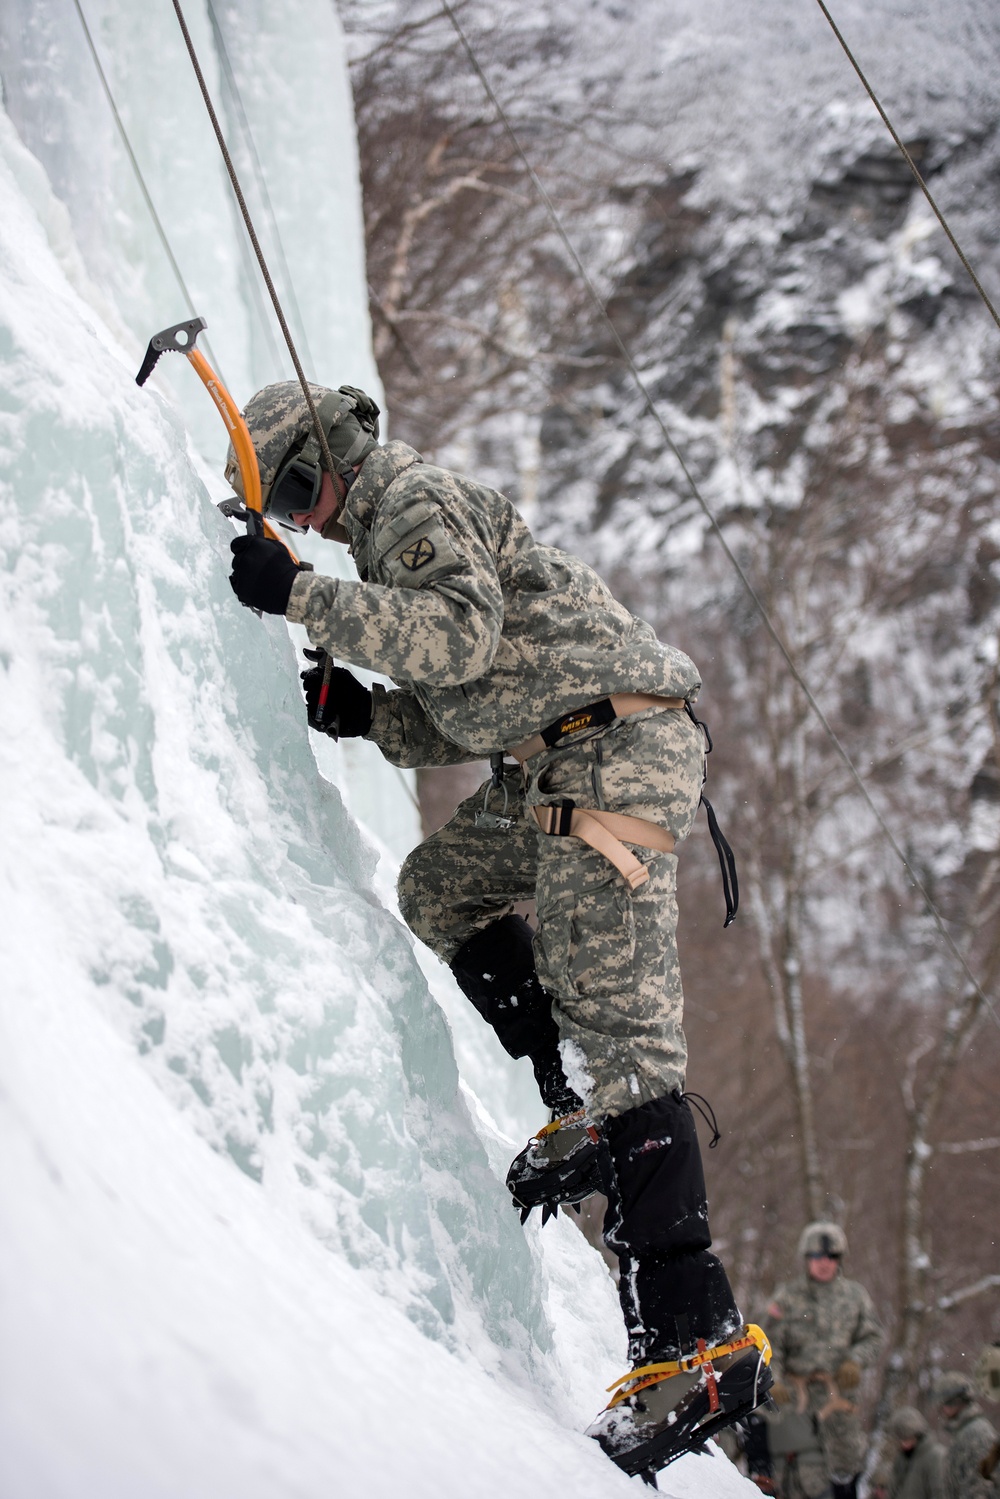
[286,441,701,757]
[398,705,705,1120]
[764,1272,884,1482]
[759,1404,835,1498]
[225,381,379,504]
[765,1272,884,1379]
[886,1431,946,1499]
[942,1405,998,1499]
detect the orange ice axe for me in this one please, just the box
[135,316,296,557]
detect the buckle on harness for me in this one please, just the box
[537,800,576,836]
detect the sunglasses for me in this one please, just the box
[267,454,323,532]
[806,1251,841,1261]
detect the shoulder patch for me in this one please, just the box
[400,536,436,571]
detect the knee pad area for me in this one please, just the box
[450,915,555,1061]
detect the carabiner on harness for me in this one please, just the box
[475,753,516,832]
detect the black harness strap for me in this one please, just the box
[685,702,739,928]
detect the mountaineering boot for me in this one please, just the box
[587,1326,773,1477]
[506,1109,604,1223]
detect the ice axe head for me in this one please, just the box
[135,317,207,386]
[135,314,265,537]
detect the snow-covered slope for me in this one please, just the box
[0,4,755,1496]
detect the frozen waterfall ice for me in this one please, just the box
[0,3,755,1494]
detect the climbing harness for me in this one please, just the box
[500,693,739,922]
[511,694,685,762]
[533,804,674,892]
[508,695,683,891]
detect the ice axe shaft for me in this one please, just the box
[314,650,335,733]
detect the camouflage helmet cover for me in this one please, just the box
[798,1221,848,1258]
[225,381,381,506]
[888,1406,927,1439]
[933,1371,975,1406]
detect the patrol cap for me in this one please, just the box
[888,1406,927,1439]
[224,381,381,507]
[933,1371,975,1406]
[798,1221,848,1258]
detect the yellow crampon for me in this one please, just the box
[604,1324,772,1410]
[534,1109,592,1141]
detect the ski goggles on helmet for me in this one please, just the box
[267,453,323,533]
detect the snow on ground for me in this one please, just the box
[0,5,757,1495]
[0,926,747,1499]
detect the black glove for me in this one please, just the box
[229,535,304,615]
[300,649,373,738]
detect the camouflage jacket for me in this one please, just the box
[887,1433,946,1499]
[285,441,701,764]
[943,1406,997,1499]
[764,1271,884,1379]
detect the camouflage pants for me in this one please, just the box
[763,1390,867,1492]
[397,706,705,1120]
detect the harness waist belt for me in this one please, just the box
[511,692,685,763]
[532,804,675,890]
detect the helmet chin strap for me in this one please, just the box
[319,469,352,544]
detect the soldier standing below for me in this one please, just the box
[225,382,771,1477]
[764,1222,884,1499]
[933,1372,998,1499]
[883,1407,945,1499]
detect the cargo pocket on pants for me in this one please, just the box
[534,838,638,1008]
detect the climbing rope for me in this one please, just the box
[71,0,226,382]
[438,1,1000,1034]
[813,0,1000,336]
[168,4,423,821]
[168,0,340,486]
[203,0,317,375]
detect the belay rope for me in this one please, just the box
[167,0,338,490]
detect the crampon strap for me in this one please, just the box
[604,1324,772,1410]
